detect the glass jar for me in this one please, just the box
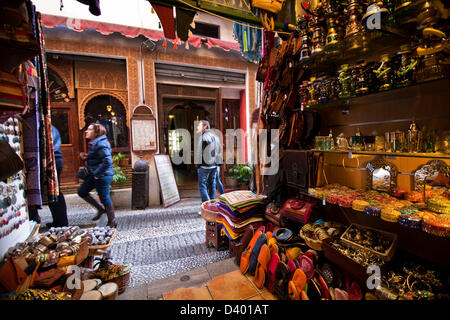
[375,135,385,151]
[364,135,376,151]
[406,119,422,153]
[384,132,391,152]
[315,136,326,150]
[391,131,405,152]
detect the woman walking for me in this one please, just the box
[77,123,117,227]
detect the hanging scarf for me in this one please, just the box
[232,23,262,63]
[36,12,58,204]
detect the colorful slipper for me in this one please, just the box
[253,244,271,289]
[316,273,330,300]
[240,230,262,274]
[346,278,363,300]
[248,233,268,275]
[288,268,307,300]
[299,255,315,279]
[307,278,323,301]
[287,259,297,280]
[266,253,280,293]
[274,261,290,300]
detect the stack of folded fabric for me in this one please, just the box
[216,191,267,242]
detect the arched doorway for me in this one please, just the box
[168,102,209,187]
[83,95,129,154]
[48,69,80,184]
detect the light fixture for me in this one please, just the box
[107,105,112,112]
[169,115,175,119]
[111,111,116,116]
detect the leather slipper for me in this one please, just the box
[248,233,268,275]
[288,268,307,300]
[329,287,336,300]
[274,261,290,300]
[307,278,323,301]
[346,278,363,300]
[253,244,271,289]
[286,260,297,280]
[240,230,262,274]
[234,225,254,265]
[299,255,315,279]
[268,242,278,255]
[266,253,280,293]
[316,273,330,300]
[286,247,302,260]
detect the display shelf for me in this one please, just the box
[296,27,411,72]
[304,77,450,111]
[308,149,450,159]
[294,189,450,266]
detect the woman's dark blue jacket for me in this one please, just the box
[87,135,114,178]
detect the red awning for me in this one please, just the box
[40,14,240,52]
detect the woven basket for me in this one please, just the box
[106,272,130,295]
[300,225,324,251]
[201,200,219,223]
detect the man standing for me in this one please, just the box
[195,120,218,202]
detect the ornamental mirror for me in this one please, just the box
[413,160,450,191]
[366,159,398,192]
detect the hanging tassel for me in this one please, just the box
[151,6,154,14]
[185,41,190,50]
[163,39,167,48]
[188,30,193,38]
[173,41,178,50]
[243,27,248,52]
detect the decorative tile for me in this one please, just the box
[207,270,258,300]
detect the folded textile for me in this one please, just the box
[218,191,267,210]
[217,212,265,229]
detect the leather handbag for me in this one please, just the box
[0,139,24,181]
[77,166,91,180]
[256,54,270,82]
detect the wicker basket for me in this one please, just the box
[300,225,324,251]
[88,228,117,256]
[106,272,130,295]
[201,200,219,223]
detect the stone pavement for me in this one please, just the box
[37,188,233,296]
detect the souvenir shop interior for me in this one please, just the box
[0,1,126,301]
[0,0,450,301]
[201,0,450,301]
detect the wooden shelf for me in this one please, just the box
[294,190,450,267]
[304,77,450,112]
[308,149,450,160]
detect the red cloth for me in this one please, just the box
[150,3,176,40]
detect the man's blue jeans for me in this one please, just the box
[216,166,225,195]
[77,175,113,206]
[198,166,217,202]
